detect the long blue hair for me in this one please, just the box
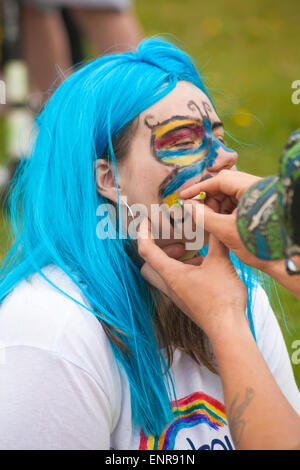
[0,37,258,436]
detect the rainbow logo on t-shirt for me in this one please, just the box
[139,391,227,450]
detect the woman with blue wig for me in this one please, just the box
[0,37,299,450]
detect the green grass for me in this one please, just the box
[136,0,300,386]
[1,0,300,386]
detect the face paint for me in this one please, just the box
[153,118,207,167]
[145,100,236,208]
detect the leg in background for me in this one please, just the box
[20,4,73,97]
[69,7,143,55]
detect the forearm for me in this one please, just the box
[210,313,300,450]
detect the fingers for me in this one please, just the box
[162,243,186,259]
[205,196,221,213]
[137,218,182,279]
[179,170,236,199]
[219,196,237,214]
[207,233,229,259]
[140,261,169,296]
[183,199,236,245]
[179,169,258,202]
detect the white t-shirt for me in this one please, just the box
[0,265,299,450]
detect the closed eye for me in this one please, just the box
[173,141,194,148]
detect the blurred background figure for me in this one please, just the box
[21,0,143,103]
[0,0,143,193]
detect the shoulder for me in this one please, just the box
[250,282,284,351]
[0,265,101,349]
[250,283,273,335]
[250,282,284,338]
[0,265,122,404]
[251,282,292,371]
[0,266,81,344]
[250,282,300,413]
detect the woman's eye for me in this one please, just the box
[173,141,194,148]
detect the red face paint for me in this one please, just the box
[154,124,205,151]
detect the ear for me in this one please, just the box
[94,158,120,203]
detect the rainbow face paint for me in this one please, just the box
[152,118,207,167]
[145,100,236,208]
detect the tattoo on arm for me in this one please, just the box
[227,387,255,446]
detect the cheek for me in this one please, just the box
[121,158,172,207]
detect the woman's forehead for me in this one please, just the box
[140,81,219,129]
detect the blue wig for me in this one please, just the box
[0,37,259,436]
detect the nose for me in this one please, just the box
[207,140,238,172]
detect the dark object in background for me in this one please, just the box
[0,0,25,201]
[0,1,85,201]
[61,7,84,66]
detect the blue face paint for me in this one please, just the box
[162,119,235,202]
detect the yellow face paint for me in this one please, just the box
[163,191,180,208]
[149,118,208,207]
